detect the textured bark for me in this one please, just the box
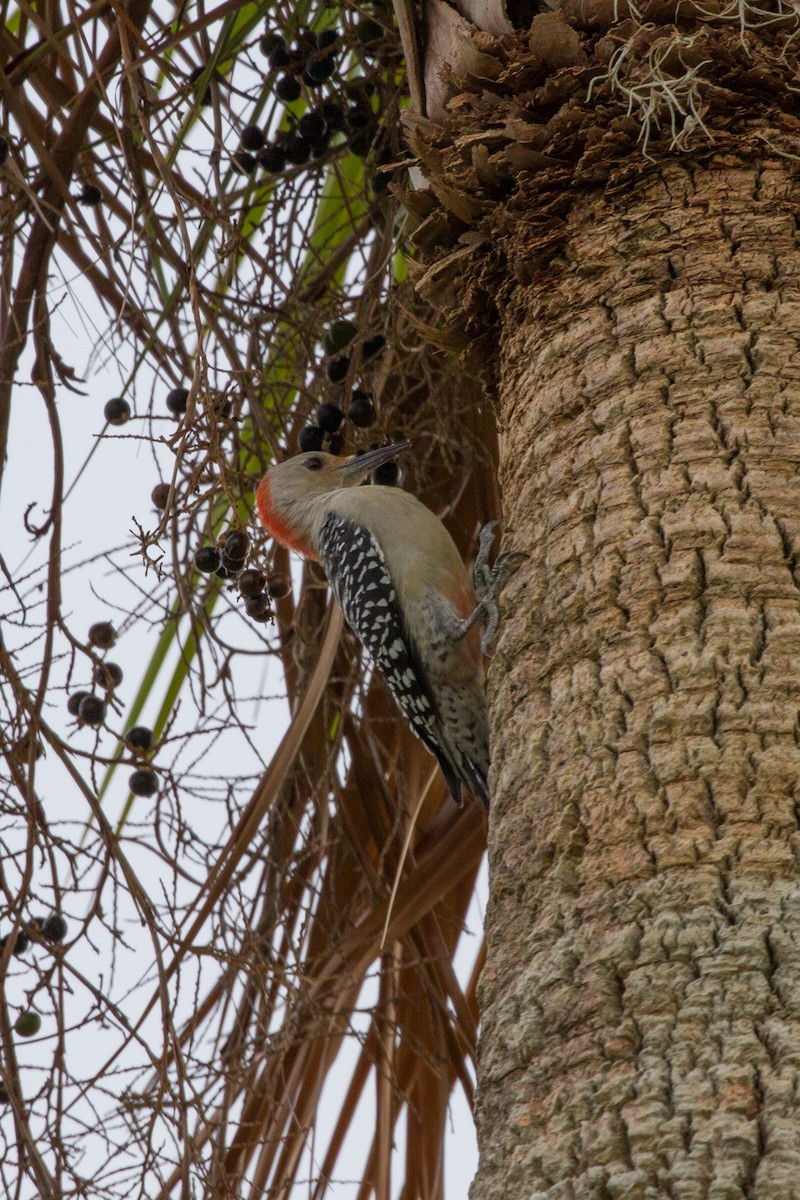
[476,157,800,1199]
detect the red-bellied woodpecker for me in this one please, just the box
[255,443,524,806]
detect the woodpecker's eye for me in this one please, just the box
[305,456,323,472]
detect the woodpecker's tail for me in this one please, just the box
[434,748,489,808]
[462,756,490,808]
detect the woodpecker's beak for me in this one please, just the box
[339,441,411,479]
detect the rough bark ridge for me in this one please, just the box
[478,157,800,1199]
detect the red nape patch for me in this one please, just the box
[255,475,318,561]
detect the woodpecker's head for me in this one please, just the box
[256,443,410,559]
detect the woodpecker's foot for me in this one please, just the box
[453,524,527,654]
[472,520,500,602]
[477,550,528,654]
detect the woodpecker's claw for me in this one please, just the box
[479,550,528,655]
[454,524,527,655]
[473,520,500,601]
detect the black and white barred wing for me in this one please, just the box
[318,511,462,799]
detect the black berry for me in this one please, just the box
[67,691,91,717]
[259,32,284,59]
[284,133,312,165]
[0,137,8,168]
[96,661,123,690]
[0,931,30,958]
[316,29,339,52]
[267,40,293,71]
[79,183,102,207]
[88,622,116,649]
[299,424,325,452]
[78,694,105,726]
[316,402,343,433]
[129,768,159,798]
[42,915,68,944]
[232,150,256,175]
[220,554,243,576]
[166,387,189,416]
[151,482,170,510]
[267,572,292,600]
[241,124,265,150]
[245,594,272,622]
[323,319,357,356]
[362,334,387,361]
[349,389,375,427]
[327,433,344,455]
[303,58,335,86]
[125,726,155,755]
[321,101,347,133]
[104,398,131,426]
[195,546,221,573]
[259,143,287,173]
[238,569,266,598]
[223,530,250,563]
[298,111,327,143]
[275,74,302,103]
[15,1011,41,1038]
[326,355,350,384]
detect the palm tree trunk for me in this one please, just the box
[476,155,800,1197]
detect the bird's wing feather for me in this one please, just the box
[318,510,463,803]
